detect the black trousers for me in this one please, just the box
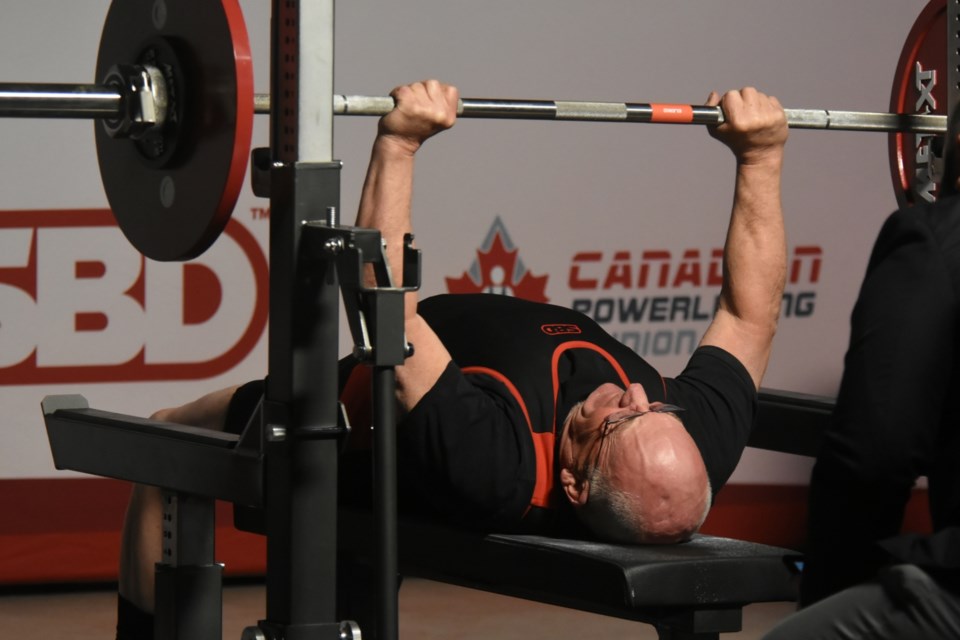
[765,565,960,640]
[800,204,960,606]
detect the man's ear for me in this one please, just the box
[560,467,590,507]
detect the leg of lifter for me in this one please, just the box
[765,564,960,640]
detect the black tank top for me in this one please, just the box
[419,294,668,515]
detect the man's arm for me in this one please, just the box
[699,88,788,389]
[354,80,459,412]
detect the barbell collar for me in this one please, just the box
[100,64,168,139]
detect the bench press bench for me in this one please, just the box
[43,387,834,640]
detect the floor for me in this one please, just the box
[2,579,795,639]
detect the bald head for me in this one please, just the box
[579,413,711,544]
[556,382,712,544]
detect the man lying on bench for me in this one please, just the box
[115,79,789,640]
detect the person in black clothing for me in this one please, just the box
[116,80,789,638]
[760,107,960,640]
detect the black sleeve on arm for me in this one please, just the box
[666,345,757,495]
[398,361,536,530]
[817,210,958,492]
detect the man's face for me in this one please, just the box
[561,382,685,481]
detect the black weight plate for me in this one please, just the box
[95,0,253,261]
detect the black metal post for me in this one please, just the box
[260,162,343,640]
[373,366,399,640]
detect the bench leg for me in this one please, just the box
[654,606,742,640]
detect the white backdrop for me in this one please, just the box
[0,0,932,484]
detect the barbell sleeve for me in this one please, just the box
[0,82,949,134]
[0,83,122,118]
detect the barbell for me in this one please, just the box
[1,83,949,133]
[0,0,952,261]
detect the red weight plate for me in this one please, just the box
[95,0,254,261]
[890,0,947,208]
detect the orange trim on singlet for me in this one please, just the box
[462,365,556,510]
[549,341,668,429]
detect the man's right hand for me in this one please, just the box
[706,87,787,168]
[378,79,459,156]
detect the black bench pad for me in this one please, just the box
[339,509,801,622]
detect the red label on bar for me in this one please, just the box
[650,104,694,123]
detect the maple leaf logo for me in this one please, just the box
[445,217,549,302]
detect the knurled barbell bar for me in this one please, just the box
[0,0,952,261]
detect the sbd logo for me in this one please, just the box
[0,209,269,384]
